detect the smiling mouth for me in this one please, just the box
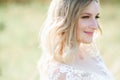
[84,31,94,36]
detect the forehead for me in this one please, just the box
[81,1,100,14]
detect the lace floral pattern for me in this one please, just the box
[38,52,114,80]
[47,62,107,80]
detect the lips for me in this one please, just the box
[84,31,94,36]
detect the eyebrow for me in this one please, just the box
[80,13,100,16]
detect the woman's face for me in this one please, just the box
[76,1,100,44]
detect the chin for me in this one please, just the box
[77,37,93,44]
[82,39,93,44]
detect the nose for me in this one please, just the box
[90,19,98,30]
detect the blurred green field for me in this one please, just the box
[0,2,120,80]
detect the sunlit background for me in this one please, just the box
[0,0,120,80]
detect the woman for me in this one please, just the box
[38,0,114,80]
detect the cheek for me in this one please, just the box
[78,18,92,28]
[78,19,87,28]
[77,21,86,32]
[76,20,89,40]
[76,22,83,41]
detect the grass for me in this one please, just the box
[0,3,47,80]
[0,3,120,80]
[97,4,120,80]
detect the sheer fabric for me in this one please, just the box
[39,55,114,80]
[48,62,106,80]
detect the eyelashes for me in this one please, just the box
[81,15,100,19]
[95,15,100,19]
[81,16,89,18]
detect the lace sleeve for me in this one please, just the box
[48,63,105,80]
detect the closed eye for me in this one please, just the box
[95,15,100,19]
[81,16,90,19]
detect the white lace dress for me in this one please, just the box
[39,54,114,80]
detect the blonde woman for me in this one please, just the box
[38,0,114,80]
